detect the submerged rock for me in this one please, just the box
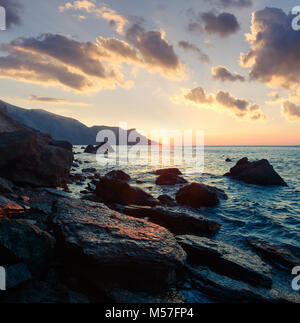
[177,235,272,288]
[247,238,300,269]
[84,143,115,154]
[187,265,280,303]
[52,198,186,290]
[0,196,24,217]
[105,170,131,182]
[115,205,221,236]
[95,177,159,206]
[154,168,182,176]
[158,195,177,206]
[0,218,56,276]
[175,183,228,208]
[224,157,287,186]
[156,173,187,186]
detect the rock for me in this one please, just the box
[175,183,228,208]
[247,238,300,269]
[156,174,187,186]
[72,163,79,168]
[224,157,287,186]
[105,170,131,182]
[0,108,73,187]
[154,168,182,176]
[225,158,232,162]
[4,263,32,289]
[115,205,221,236]
[52,198,186,290]
[84,143,115,154]
[0,218,56,276]
[0,177,13,194]
[82,168,97,173]
[176,235,272,288]
[95,177,159,206]
[187,265,277,303]
[158,195,176,206]
[0,280,89,303]
[0,196,24,217]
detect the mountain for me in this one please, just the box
[1,100,154,145]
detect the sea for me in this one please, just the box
[71,145,300,302]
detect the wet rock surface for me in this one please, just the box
[224,157,287,186]
[0,218,56,276]
[105,170,131,182]
[115,205,221,236]
[177,235,272,288]
[95,177,159,206]
[247,238,300,269]
[52,198,187,290]
[0,195,24,217]
[154,168,183,176]
[175,183,228,208]
[156,173,188,186]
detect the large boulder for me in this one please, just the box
[175,183,228,208]
[0,218,56,276]
[115,205,221,236]
[95,177,159,206]
[52,198,186,290]
[154,168,182,176]
[224,157,287,186]
[105,170,131,182]
[0,108,73,187]
[155,173,187,186]
[177,235,272,288]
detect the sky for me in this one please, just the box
[0,0,300,145]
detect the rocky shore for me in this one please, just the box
[0,105,298,303]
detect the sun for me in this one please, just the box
[161,138,168,145]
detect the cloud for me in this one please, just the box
[59,1,128,34]
[212,65,245,82]
[1,0,23,29]
[204,0,252,8]
[282,101,300,121]
[241,7,300,94]
[0,33,131,91]
[266,92,283,105]
[58,3,184,80]
[188,11,240,38]
[26,95,91,106]
[182,86,267,121]
[184,86,214,104]
[178,41,211,64]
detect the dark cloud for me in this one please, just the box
[0,0,23,29]
[178,41,210,64]
[282,101,300,121]
[184,86,267,120]
[188,11,240,38]
[241,7,300,94]
[0,33,129,91]
[27,95,66,103]
[212,65,245,82]
[204,0,252,8]
[184,86,214,104]
[216,90,248,115]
